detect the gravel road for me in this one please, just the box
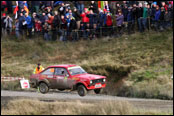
[1,90,173,112]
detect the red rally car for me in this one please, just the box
[30,64,106,96]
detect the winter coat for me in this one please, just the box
[73,11,81,21]
[25,16,33,29]
[4,17,13,28]
[155,10,161,21]
[18,15,25,29]
[80,12,89,23]
[160,10,165,21]
[89,2,98,14]
[116,14,124,26]
[127,10,133,22]
[87,13,97,25]
[1,16,6,29]
[15,21,20,31]
[106,15,113,26]
[143,7,148,18]
[137,7,143,18]
[39,15,48,25]
[122,7,128,21]
[47,16,54,28]
[53,15,61,28]
[69,18,77,30]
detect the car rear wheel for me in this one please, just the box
[77,85,87,97]
[39,82,49,94]
[94,88,102,94]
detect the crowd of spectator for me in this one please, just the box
[1,1,173,41]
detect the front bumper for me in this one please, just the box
[87,83,106,90]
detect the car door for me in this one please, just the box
[54,68,73,89]
[40,67,57,88]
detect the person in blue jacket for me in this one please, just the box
[154,6,161,31]
[25,13,33,38]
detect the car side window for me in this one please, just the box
[41,68,54,75]
[55,68,68,76]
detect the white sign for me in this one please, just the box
[20,79,30,89]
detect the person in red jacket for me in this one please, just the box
[106,12,113,27]
[106,11,113,36]
[46,14,54,29]
[80,8,89,27]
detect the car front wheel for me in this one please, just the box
[77,85,87,97]
[39,82,49,94]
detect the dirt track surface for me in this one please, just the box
[1,90,173,112]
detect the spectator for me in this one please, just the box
[127,7,133,34]
[25,13,33,38]
[154,6,161,31]
[34,19,42,35]
[14,19,20,38]
[142,2,148,31]
[69,17,78,41]
[80,8,90,27]
[60,15,67,41]
[87,10,97,29]
[40,12,48,25]
[106,11,113,35]
[4,15,13,35]
[160,7,165,30]
[46,13,54,28]
[1,13,7,37]
[89,1,98,14]
[73,7,81,29]
[77,1,84,14]
[137,3,144,32]
[132,4,137,32]
[164,10,171,29]
[116,12,124,36]
[43,22,51,41]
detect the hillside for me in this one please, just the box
[1,29,173,100]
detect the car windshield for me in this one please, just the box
[68,66,87,75]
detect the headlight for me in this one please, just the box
[90,80,93,84]
[103,78,106,82]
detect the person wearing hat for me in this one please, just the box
[33,63,44,74]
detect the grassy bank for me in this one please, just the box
[1,29,173,99]
[1,99,172,115]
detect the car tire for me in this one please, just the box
[39,82,49,94]
[77,85,87,97]
[58,89,65,91]
[94,88,102,94]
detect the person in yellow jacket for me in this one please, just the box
[33,63,44,74]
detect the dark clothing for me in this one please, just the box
[1,17,6,29]
[122,7,128,21]
[73,11,81,21]
[137,7,143,18]
[89,2,98,14]
[53,15,61,29]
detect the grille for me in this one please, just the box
[92,79,103,84]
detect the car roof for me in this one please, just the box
[47,64,78,68]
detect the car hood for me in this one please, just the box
[73,73,106,80]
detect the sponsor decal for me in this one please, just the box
[72,77,80,80]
